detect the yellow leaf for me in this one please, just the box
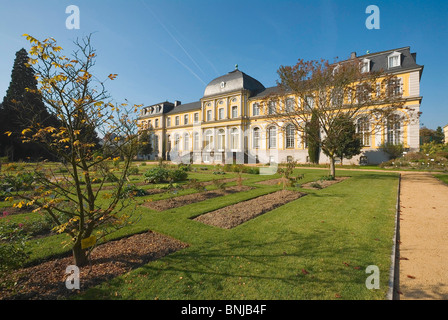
[22,128,32,135]
[4,131,12,137]
[108,74,118,80]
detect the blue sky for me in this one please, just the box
[0,0,447,129]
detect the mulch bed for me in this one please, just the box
[0,230,188,300]
[141,186,253,212]
[301,177,349,189]
[193,190,306,229]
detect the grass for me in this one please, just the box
[434,174,448,185]
[1,165,399,300]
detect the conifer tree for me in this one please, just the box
[0,48,58,161]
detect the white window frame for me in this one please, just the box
[230,128,239,150]
[217,129,225,151]
[231,106,238,118]
[184,133,190,151]
[207,110,212,122]
[184,114,189,125]
[357,117,371,147]
[218,108,224,120]
[268,126,277,149]
[361,58,370,73]
[388,51,401,69]
[194,113,199,123]
[285,124,295,149]
[253,127,260,149]
[253,103,260,116]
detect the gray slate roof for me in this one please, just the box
[203,69,266,98]
[165,101,201,115]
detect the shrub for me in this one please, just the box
[310,182,323,189]
[127,167,139,175]
[169,169,188,182]
[144,167,170,184]
[177,163,191,172]
[0,218,30,271]
[144,167,188,184]
[121,184,147,198]
[3,172,35,191]
[185,179,207,192]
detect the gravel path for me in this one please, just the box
[397,172,448,300]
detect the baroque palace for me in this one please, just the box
[137,46,423,165]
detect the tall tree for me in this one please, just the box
[262,57,406,177]
[306,110,320,164]
[0,48,59,161]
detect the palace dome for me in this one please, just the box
[203,68,265,98]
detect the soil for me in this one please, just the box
[193,190,306,229]
[0,230,188,300]
[141,185,253,211]
[301,177,349,189]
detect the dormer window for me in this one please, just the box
[361,59,370,73]
[388,52,401,68]
[220,81,226,89]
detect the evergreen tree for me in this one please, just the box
[306,110,320,164]
[322,115,362,165]
[0,48,59,161]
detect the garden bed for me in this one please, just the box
[193,190,306,229]
[301,176,349,190]
[0,230,188,300]
[141,185,253,211]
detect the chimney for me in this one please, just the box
[351,52,357,59]
[174,100,181,107]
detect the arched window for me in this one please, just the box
[285,124,295,149]
[268,126,277,149]
[153,135,159,152]
[184,133,190,151]
[231,128,239,149]
[217,129,225,151]
[253,127,260,149]
[387,115,401,145]
[193,132,200,150]
[205,130,213,150]
[357,117,370,147]
[174,134,180,151]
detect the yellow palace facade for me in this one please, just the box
[137,46,423,165]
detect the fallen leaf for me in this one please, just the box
[335,293,342,298]
[407,275,416,279]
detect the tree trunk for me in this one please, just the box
[72,242,88,267]
[329,156,336,178]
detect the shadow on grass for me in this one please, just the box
[80,231,385,300]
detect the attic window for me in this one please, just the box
[220,81,226,89]
[361,59,370,73]
[388,52,401,68]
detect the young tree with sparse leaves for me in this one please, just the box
[1,34,144,267]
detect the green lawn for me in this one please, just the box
[2,166,399,300]
[434,174,448,185]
